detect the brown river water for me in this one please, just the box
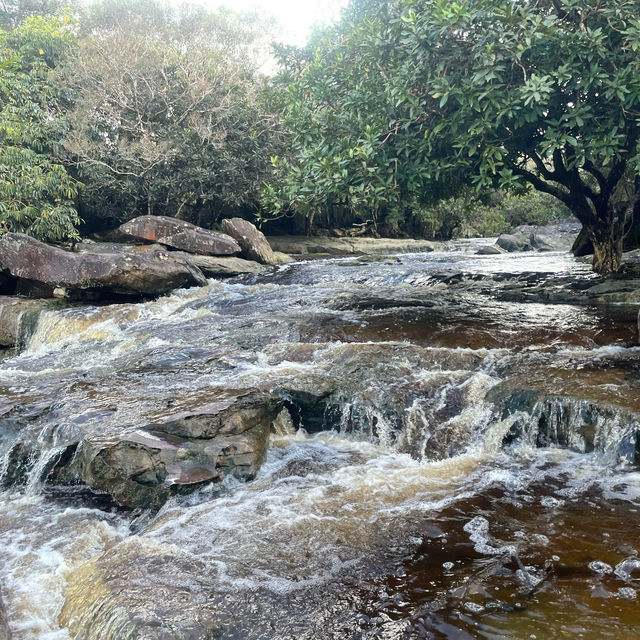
[1,242,639,639]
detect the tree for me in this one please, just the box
[61,0,281,229]
[0,13,80,242]
[267,0,640,273]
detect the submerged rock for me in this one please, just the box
[488,384,640,462]
[60,538,218,639]
[0,589,10,640]
[120,216,240,256]
[220,217,284,265]
[0,233,206,298]
[75,391,282,509]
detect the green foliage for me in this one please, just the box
[0,13,80,242]
[265,0,640,271]
[412,190,570,240]
[61,0,281,227]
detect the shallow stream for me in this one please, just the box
[1,244,640,639]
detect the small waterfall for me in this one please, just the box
[496,394,640,464]
[0,420,81,493]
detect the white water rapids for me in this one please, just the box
[1,245,639,639]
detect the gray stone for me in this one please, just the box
[75,391,283,509]
[496,233,531,252]
[220,218,279,265]
[120,216,240,256]
[476,244,505,255]
[0,233,206,297]
[169,252,267,277]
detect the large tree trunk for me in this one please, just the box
[586,219,624,275]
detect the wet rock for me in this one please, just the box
[267,235,438,256]
[476,244,505,255]
[496,221,580,254]
[74,241,266,277]
[0,296,67,348]
[120,215,240,256]
[169,252,267,277]
[0,233,206,298]
[496,232,531,252]
[0,266,16,296]
[489,385,640,460]
[271,407,296,436]
[220,218,282,265]
[0,589,10,640]
[76,391,282,509]
[60,538,218,640]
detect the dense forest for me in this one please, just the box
[2,0,640,272]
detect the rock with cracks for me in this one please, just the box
[77,391,283,509]
[220,218,280,265]
[0,233,207,297]
[120,216,240,256]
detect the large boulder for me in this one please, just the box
[60,538,218,639]
[73,241,266,278]
[75,391,282,509]
[496,232,531,252]
[120,216,240,256]
[220,218,280,265]
[0,233,206,297]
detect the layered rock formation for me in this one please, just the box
[120,216,240,256]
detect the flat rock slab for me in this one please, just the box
[74,241,265,277]
[0,233,206,297]
[169,252,266,277]
[120,216,240,256]
[267,235,438,256]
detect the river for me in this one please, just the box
[1,243,639,639]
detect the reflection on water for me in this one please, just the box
[0,245,639,638]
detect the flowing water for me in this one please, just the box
[1,244,640,639]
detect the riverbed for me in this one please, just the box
[1,244,639,639]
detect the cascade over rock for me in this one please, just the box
[120,216,240,256]
[0,233,207,297]
[220,217,282,265]
[0,296,67,348]
[70,391,282,509]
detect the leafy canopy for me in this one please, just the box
[265,0,640,271]
[0,13,80,242]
